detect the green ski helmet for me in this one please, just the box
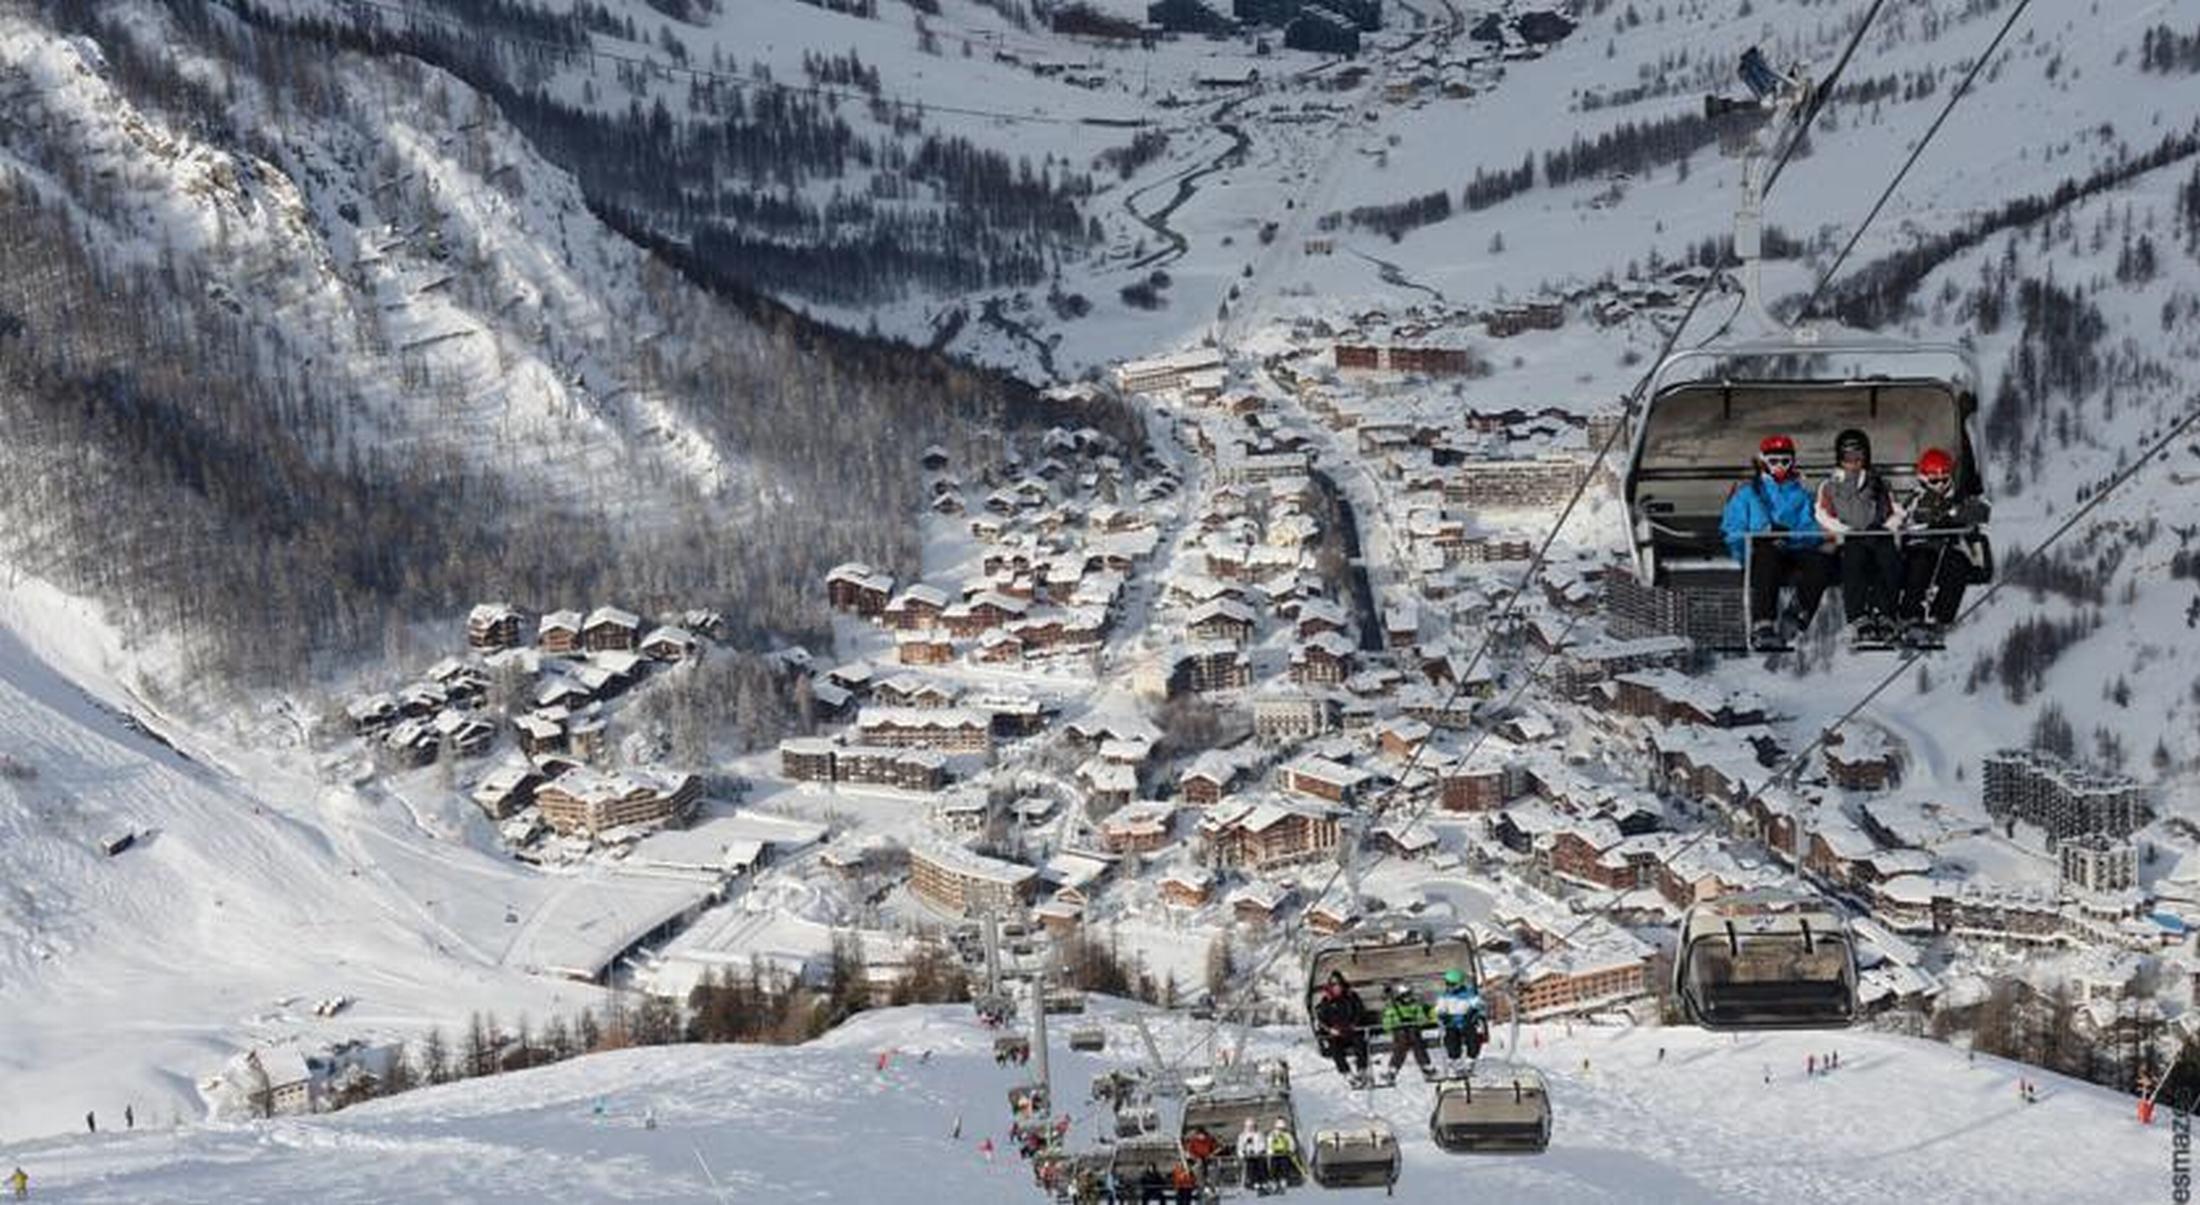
[1443,969,1465,987]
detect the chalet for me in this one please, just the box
[1296,599,1352,640]
[514,713,564,757]
[921,444,950,471]
[1159,867,1215,908]
[396,680,449,718]
[565,713,608,761]
[1306,900,1357,936]
[1375,717,1433,760]
[379,718,439,767]
[640,626,700,662]
[1383,602,1419,648]
[580,606,640,652]
[854,708,992,754]
[909,843,1037,917]
[941,591,1030,637]
[1202,799,1343,871]
[896,631,956,666]
[430,708,496,757]
[1612,669,1768,728]
[1372,821,1439,861]
[970,693,1049,739]
[1230,881,1294,928]
[533,766,701,837]
[883,584,950,630]
[1100,735,1156,766]
[1080,757,1139,810]
[1823,728,1903,791]
[466,603,524,651]
[779,737,837,783]
[826,563,895,617]
[1290,632,1356,687]
[931,794,992,835]
[682,609,729,643]
[825,662,878,693]
[1187,598,1258,646]
[931,491,967,516]
[243,1048,318,1117]
[471,764,543,819]
[1180,752,1244,804]
[345,693,399,733]
[1177,642,1252,693]
[975,628,1024,666]
[1100,801,1177,854]
[1035,890,1085,936]
[1440,760,1508,812]
[536,609,584,655]
[835,745,948,792]
[1512,948,1654,1020]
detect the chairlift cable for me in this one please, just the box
[1795,0,2036,323]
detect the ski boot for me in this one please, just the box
[1750,621,1787,653]
[1902,620,1945,650]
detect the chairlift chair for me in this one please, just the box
[1108,1133,1184,1186]
[1672,889,1859,1030]
[1114,1101,1161,1138]
[1308,1120,1401,1194]
[1044,988,1088,1015]
[1180,1081,1298,1189]
[994,1034,1032,1062]
[1305,919,1481,1060]
[1429,1065,1552,1155]
[1069,1025,1107,1053]
[1620,336,1992,650]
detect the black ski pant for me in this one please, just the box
[1745,543,1830,629]
[1441,1022,1484,1061]
[1326,1030,1369,1077]
[1388,1027,1434,1075]
[1240,1154,1269,1189]
[1837,537,1902,622]
[1899,543,1969,625]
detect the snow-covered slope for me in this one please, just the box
[0,1003,2161,1203]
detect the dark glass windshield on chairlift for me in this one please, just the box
[1622,337,1984,587]
[1675,893,1858,1030]
[1429,1067,1552,1155]
[1309,1121,1401,1191]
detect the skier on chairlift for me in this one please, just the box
[1315,972,1372,1085]
[1815,427,1903,648]
[1433,969,1489,1072]
[1894,446,1990,646]
[1381,984,1437,1082]
[1722,433,1828,651]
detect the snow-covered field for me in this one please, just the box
[0,1003,2166,1202]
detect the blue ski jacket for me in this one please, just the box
[1721,473,1821,562]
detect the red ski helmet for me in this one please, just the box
[1758,434,1798,480]
[1916,447,1955,484]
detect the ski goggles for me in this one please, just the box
[1761,454,1794,469]
[1919,471,1951,488]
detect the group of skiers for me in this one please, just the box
[1721,429,1990,651]
[1313,969,1489,1086]
[1051,1116,1300,1204]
